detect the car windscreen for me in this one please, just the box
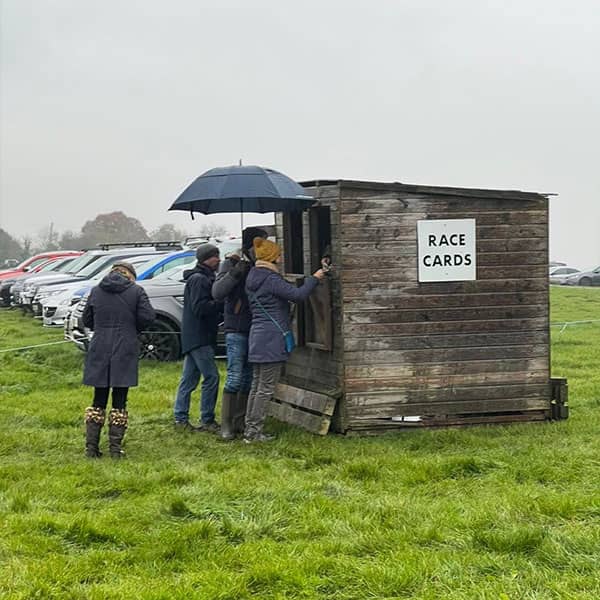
[23,257,51,271]
[64,253,104,274]
[155,264,187,281]
[39,257,74,272]
[77,252,161,278]
[75,255,117,278]
[90,256,160,282]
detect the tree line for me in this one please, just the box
[0,211,229,265]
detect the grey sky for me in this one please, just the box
[1,0,598,267]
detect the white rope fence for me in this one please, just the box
[0,340,72,354]
[2,322,600,354]
[550,319,600,336]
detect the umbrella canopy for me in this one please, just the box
[169,165,315,214]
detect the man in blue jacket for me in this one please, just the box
[173,243,222,432]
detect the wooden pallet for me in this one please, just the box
[267,383,340,435]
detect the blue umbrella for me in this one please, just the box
[169,165,315,217]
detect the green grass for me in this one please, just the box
[1,288,599,599]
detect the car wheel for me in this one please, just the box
[138,319,181,361]
[579,277,592,286]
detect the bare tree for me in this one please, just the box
[149,223,188,242]
[34,223,60,252]
[193,222,229,238]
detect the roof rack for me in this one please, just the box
[184,236,211,248]
[96,241,183,251]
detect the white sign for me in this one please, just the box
[417,219,476,282]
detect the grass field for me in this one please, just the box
[1,286,599,599]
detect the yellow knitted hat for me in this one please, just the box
[253,237,281,263]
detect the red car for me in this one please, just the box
[0,251,82,281]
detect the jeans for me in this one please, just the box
[174,346,220,424]
[244,362,283,438]
[223,333,253,394]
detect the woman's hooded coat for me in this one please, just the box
[82,271,155,387]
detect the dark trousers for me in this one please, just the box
[93,387,128,410]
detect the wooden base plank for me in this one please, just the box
[266,399,331,435]
[274,383,338,416]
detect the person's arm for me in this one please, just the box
[189,275,220,318]
[212,258,250,301]
[136,288,156,332]
[268,270,325,303]
[82,292,95,330]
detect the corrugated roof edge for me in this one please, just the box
[299,179,555,200]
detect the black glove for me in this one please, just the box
[230,259,251,280]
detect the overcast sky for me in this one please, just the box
[1,1,599,267]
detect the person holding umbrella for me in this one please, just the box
[244,237,326,443]
[173,243,222,432]
[212,227,268,440]
[82,261,155,459]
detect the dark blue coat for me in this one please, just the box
[181,264,221,354]
[212,257,252,335]
[82,272,155,387]
[246,265,319,363]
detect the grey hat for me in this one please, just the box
[111,261,137,279]
[196,243,220,264]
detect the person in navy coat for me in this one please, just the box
[244,237,325,442]
[82,261,155,458]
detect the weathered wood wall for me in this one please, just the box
[274,184,346,432]
[337,182,551,432]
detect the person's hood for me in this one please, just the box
[98,271,134,294]
[183,263,215,281]
[246,265,277,293]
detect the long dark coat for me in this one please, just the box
[245,264,319,363]
[82,272,155,388]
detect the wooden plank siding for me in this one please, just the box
[274,184,347,432]
[337,181,551,431]
[272,180,552,434]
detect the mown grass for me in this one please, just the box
[1,288,599,599]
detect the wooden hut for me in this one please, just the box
[266,179,567,435]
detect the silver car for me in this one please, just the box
[549,266,580,285]
[65,264,226,360]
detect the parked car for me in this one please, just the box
[23,243,182,315]
[0,254,81,307]
[562,267,600,286]
[0,250,81,281]
[13,251,110,307]
[549,266,580,285]
[42,250,195,327]
[65,246,231,361]
[66,266,188,360]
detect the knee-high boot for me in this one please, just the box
[233,392,249,435]
[220,392,236,440]
[108,409,128,459]
[85,407,106,458]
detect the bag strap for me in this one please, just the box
[248,276,287,335]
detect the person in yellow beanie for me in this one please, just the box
[253,237,281,263]
[243,236,325,442]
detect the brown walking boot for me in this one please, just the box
[108,409,128,459]
[84,406,106,458]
